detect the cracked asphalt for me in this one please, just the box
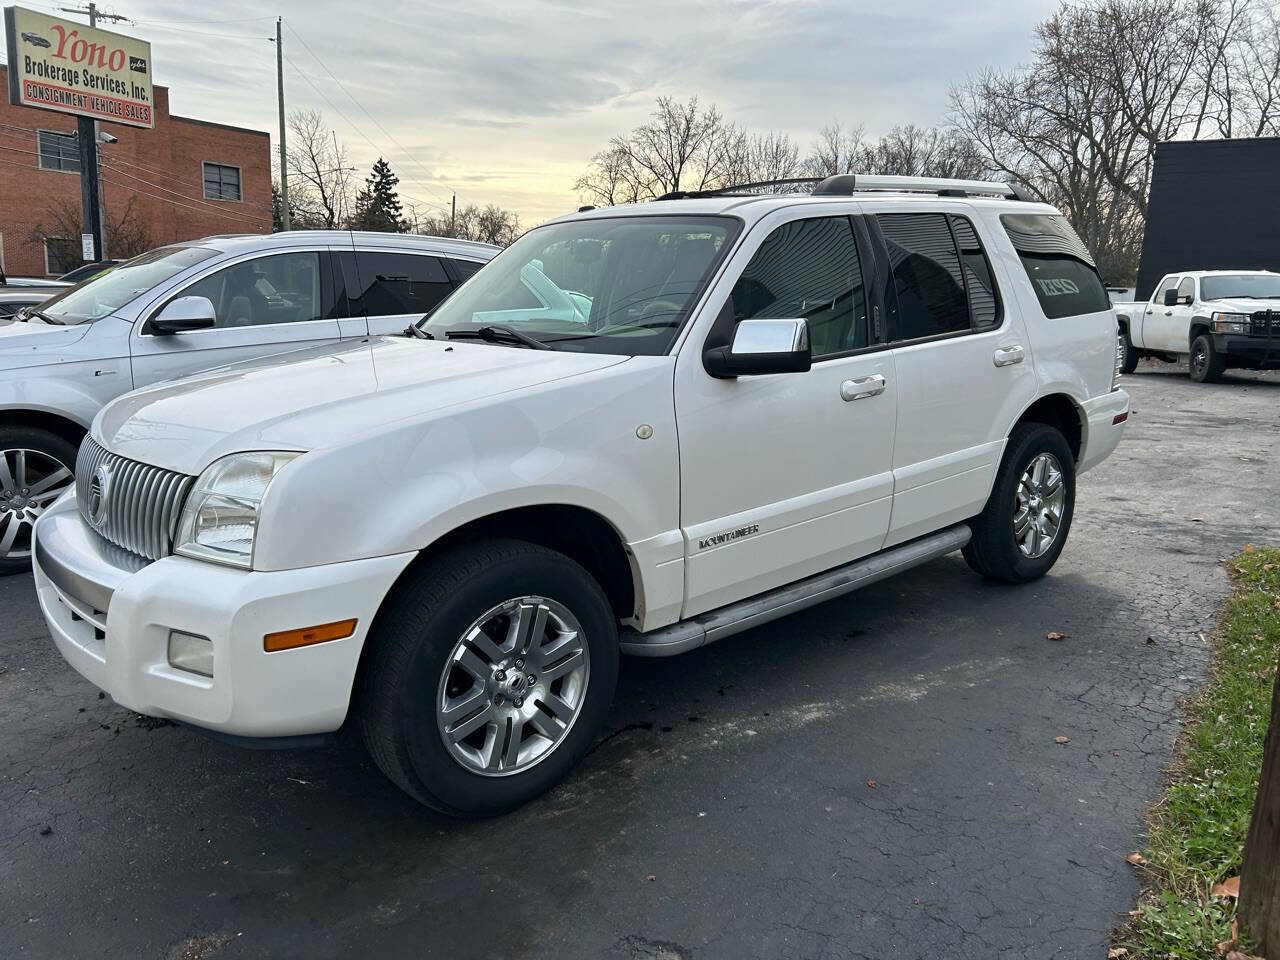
[3,364,1279,960]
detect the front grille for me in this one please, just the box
[1249,310,1278,338]
[75,438,194,561]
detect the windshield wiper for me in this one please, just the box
[403,323,434,339]
[444,324,551,350]
[22,308,57,324]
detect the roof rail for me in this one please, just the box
[652,174,1034,203]
[813,174,1031,200]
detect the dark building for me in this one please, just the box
[1136,137,1280,300]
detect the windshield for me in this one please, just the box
[35,246,219,325]
[422,215,739,355]
[1200,274,1280,301]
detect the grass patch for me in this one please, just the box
[1118,547,1280,959]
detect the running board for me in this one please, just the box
[619,524,972,658]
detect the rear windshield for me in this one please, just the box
[1000,214,1110,319]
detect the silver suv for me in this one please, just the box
[0,231,498,573]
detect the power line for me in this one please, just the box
[100,162,267,222]
[282,20,453,206]
[99,175,268,226]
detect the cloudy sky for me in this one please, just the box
[20,0,1062,225]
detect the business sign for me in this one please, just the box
[4,6,153,128]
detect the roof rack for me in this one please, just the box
[654,174,1033,202]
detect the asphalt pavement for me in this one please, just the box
[3,363,1279,960]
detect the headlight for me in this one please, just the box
[175,452,299,569]
[1212,312,1250,334]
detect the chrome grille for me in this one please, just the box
[75,438,194,561]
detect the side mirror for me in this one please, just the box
[1180,294,1194,306]
[1163,289,1179,307]
[703,318,812,379]
[149,296,216,334]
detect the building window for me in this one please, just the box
[44,238,79,276]
[202,162,242,201]
[37,130,81,173]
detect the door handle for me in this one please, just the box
[840,374,885,402]
[993,345,1025,367]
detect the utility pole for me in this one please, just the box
[275,17,290,230]
[59,2,124,262]
[450,192,456,238]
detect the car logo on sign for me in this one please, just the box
[87,464,111,527]
[21,31,51,48]
[129,55,147,74]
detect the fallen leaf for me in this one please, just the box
[866,779,877,789]
[1054,736,1070,745]
[1108,948,1128,958]
[1264,563,1275,572]
[1225,952,1263,960]
[1126,852,1148,866]
[1244,544,1256,554]
[1047,631,1067,641]
[1212,876,1240,898]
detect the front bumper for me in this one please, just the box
[33,494,415,738]
[1213,333,1280,368]
[1078,389,1130,474]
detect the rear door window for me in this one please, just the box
[344,252,454,317]
[877,213,970,339]
[1000,214,1110,319]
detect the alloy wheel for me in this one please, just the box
[1191,342,1208,378]
[436,596,590,777]
[0,448,73,560]
[1013,452,1065,559]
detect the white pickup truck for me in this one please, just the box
[33,175,1130,816]
[1113,270,1280,382]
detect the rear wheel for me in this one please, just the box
[1119,327,1139,374]
[1189,333,1226,383]
[963,423,1075,584]
[358,539,619,816]
[0,427,78,575]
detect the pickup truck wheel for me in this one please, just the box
[0,427,78,575]
[1119,328,1139,374]
[358,539,619,817]
[1189,333,1226,383]
[962,423,1075,584]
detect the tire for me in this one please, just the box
[0,426,79,576]
[1189,333,1226,383]
[1119,327,1139,374]
[358,538,619,817]
[963,423,1076,584]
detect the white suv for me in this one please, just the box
[33,175,1130,816]
[0,231,497,573]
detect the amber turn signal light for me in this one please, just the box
[263,618,358,653]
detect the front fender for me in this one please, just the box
[252,357,681,575]
[0,358,127,430]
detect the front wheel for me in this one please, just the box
[963,423,1076,584]
[1189,333,1226,383]
[0,427,78,575]
[358,539,619,817]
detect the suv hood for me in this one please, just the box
[0,318,91,369]
[97,337,630,475]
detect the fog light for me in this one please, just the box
[168,631,213,677]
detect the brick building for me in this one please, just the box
[0,66,270,277]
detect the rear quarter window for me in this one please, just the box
[1000,214,1110,320]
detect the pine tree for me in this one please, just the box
[351,158,408,233]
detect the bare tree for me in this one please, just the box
[417,202,522,247]
[802,122,866,177]
[286,109,354,230]
[732,131,803,184]
[857,125,989,179]
[31,194,152,269]
[575,96,744,203]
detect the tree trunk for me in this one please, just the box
[1240,652,1280,956]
